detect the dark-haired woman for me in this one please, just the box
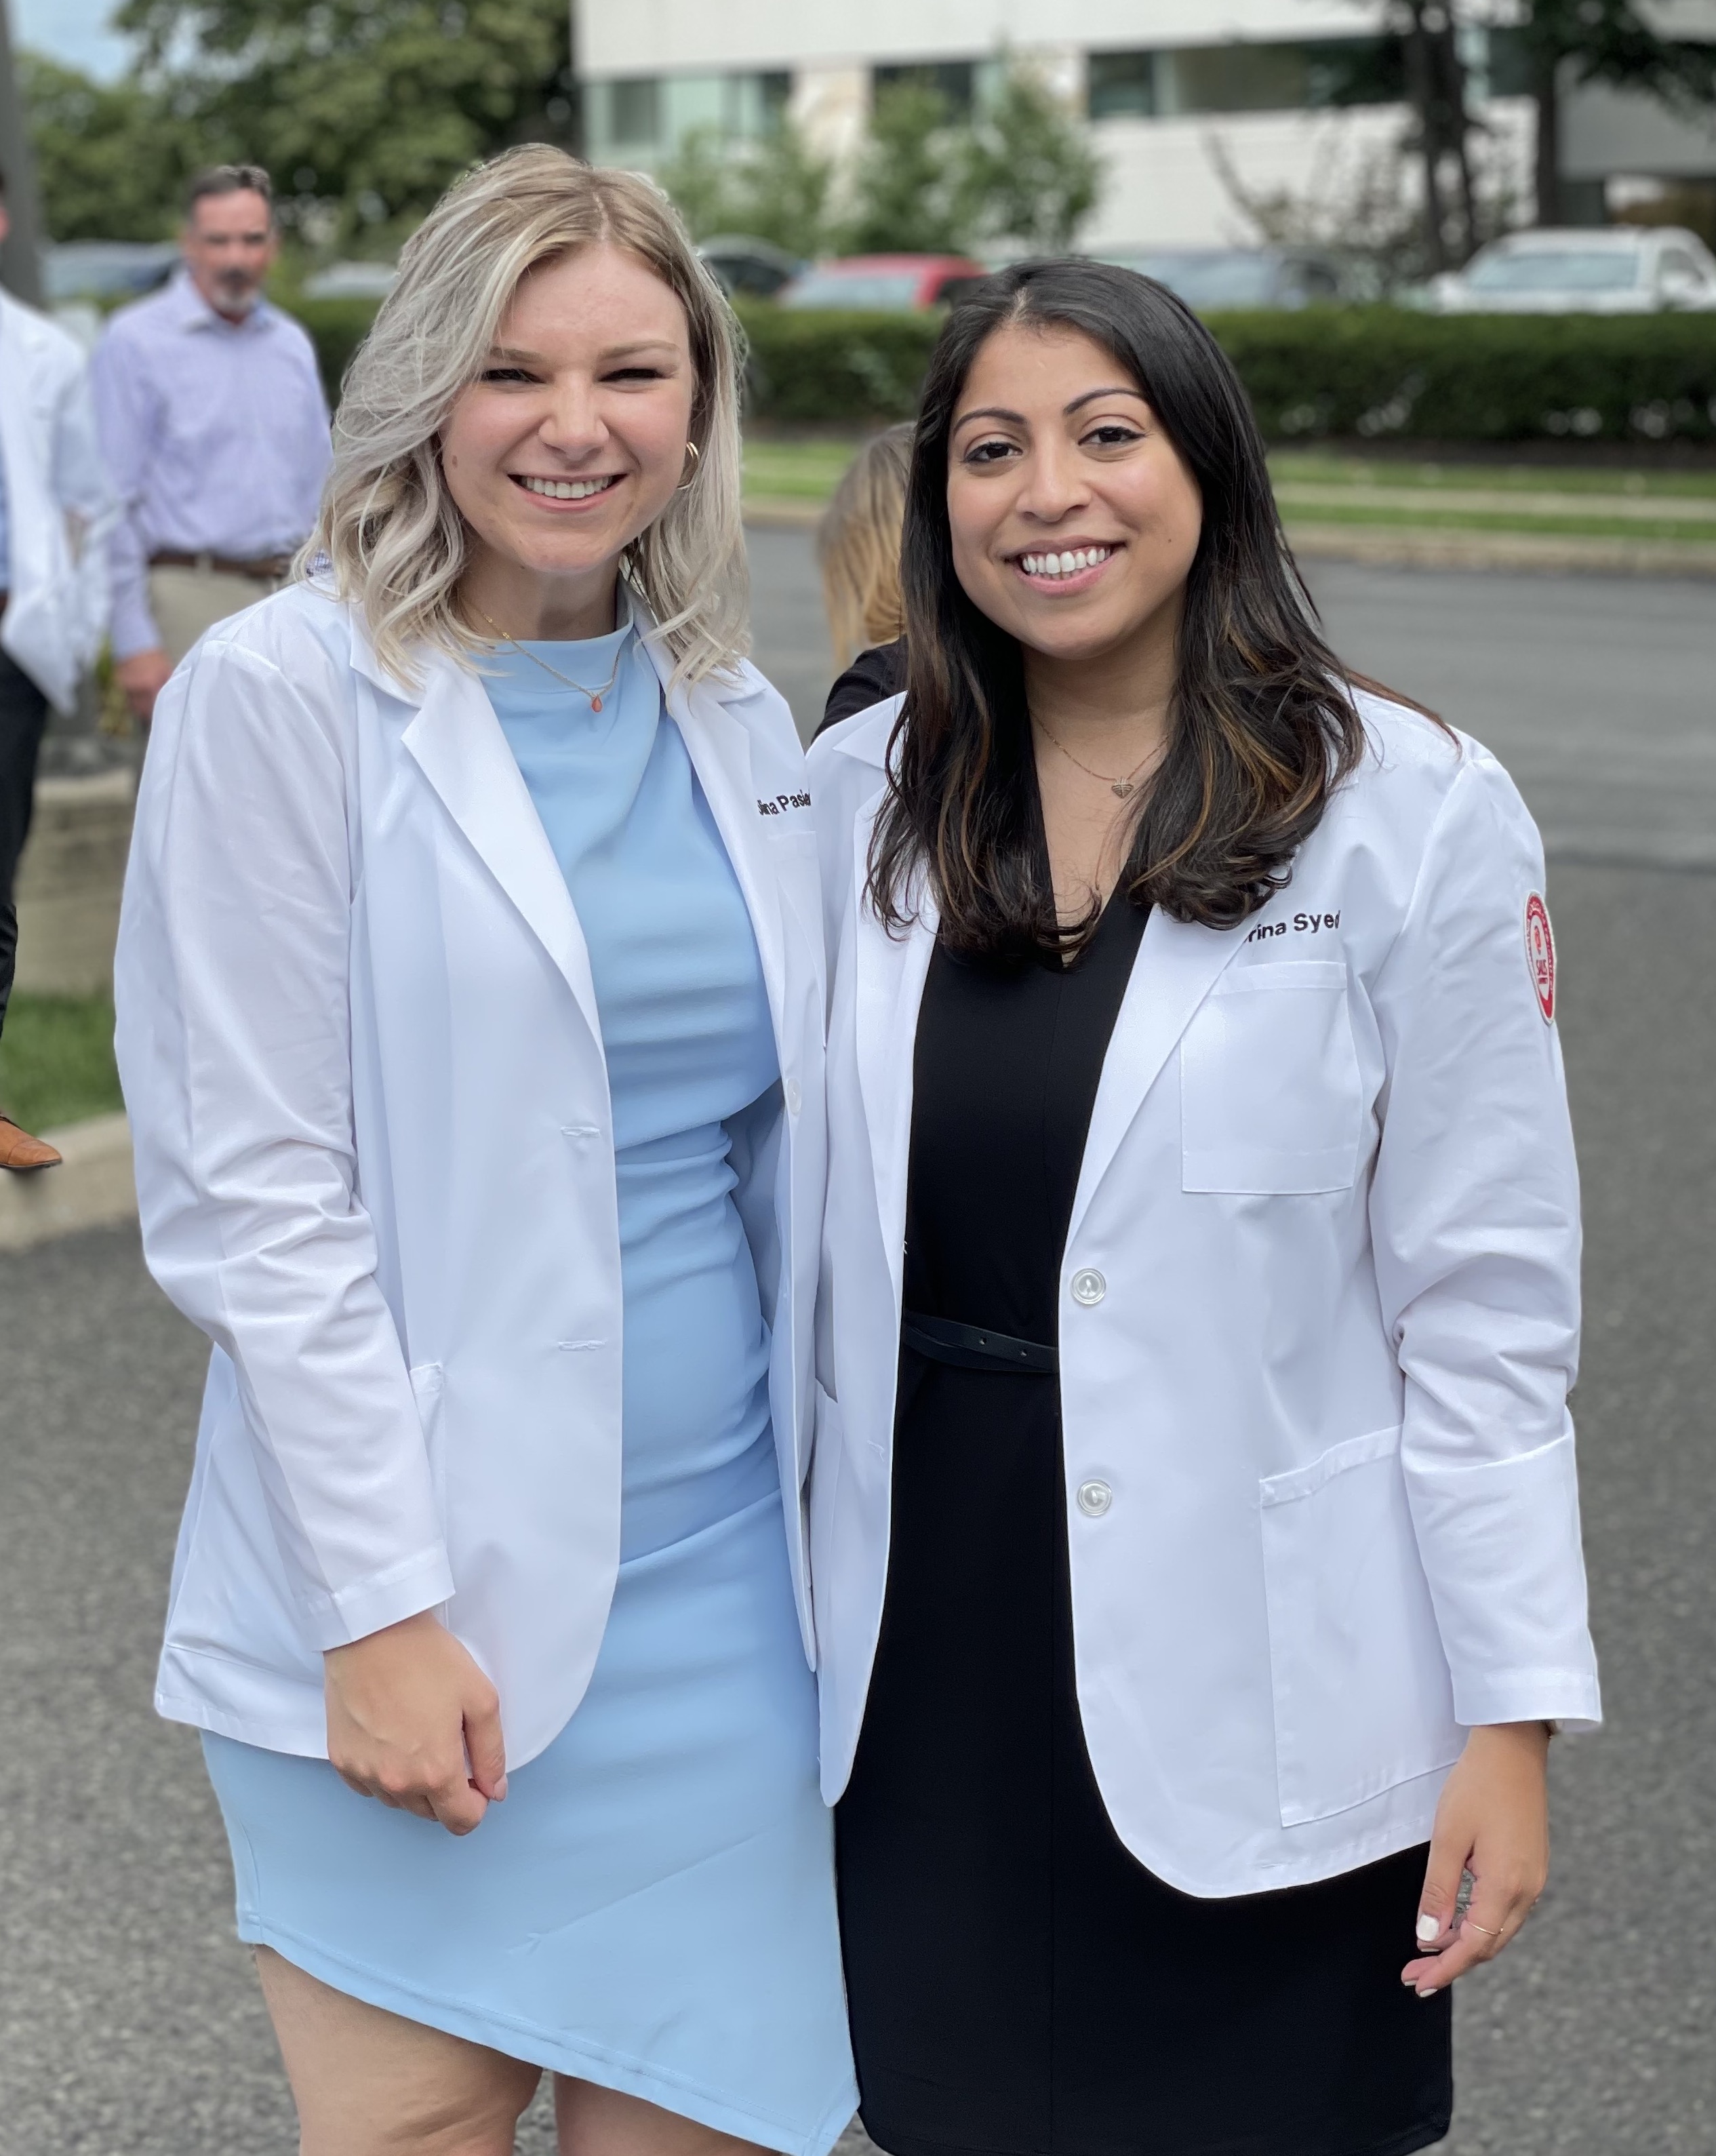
[805,260,1599,2156]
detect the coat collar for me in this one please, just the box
[344,593,784,1062]
[839,696,1248,1287]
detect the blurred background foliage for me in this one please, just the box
[28,0,578,249]
[660,64,1102,261]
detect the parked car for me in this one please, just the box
[1425,226,1716,313]
[1094,247,1368,310]
[778,254,991,311]
[696,235,805,300]
[44,241,178,304]
[301,260,400,302]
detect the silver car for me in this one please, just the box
[1427,227,1716,314]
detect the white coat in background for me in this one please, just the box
[0,289,114,711]
[807,688,1601,1900]
[115,583,826,1767]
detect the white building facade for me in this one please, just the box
[572,0,1716,252]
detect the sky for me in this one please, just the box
[14,0,132,79]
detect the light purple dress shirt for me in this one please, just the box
[91,271,333,659]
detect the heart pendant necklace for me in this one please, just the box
[475,607,626,713]
[1037,719,1158,799]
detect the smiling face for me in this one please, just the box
[441,243,696,637]
[945,321,1203,668]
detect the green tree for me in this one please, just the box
[957,62,1102,254]
[1513,1,1716,225]
[20,52,191,242]
[112,0,578,249]
[839,82,975,255]
[659,121,833,260]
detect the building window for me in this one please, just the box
[1088,37,1404,122]
[585,70,791,165]
[1088,51,1157,121]
[873,60,977,117]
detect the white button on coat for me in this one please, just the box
[806,687,1600,1900]
[784,1077,802,1115]
[1076,1481,1113,1517]
[115,586,829,1769]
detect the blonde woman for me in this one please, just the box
[115,148,855,2156]
[816,422,911,734]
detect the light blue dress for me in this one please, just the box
[202,607,857,2155]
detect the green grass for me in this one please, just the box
[0,993,123,1136]
[742,438,864,502]
[740,433,1716,544]
[1276,501,1716,543]
[1266,453,1716,499]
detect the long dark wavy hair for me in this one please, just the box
[867,259,1375,953]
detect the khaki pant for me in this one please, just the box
[149,562,286,666]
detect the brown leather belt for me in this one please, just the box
[149,549,293,581]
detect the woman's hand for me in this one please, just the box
[1403,1720,1550,1995]
[324,1610,508,1836]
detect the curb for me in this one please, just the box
[1278,522,1716,579]
[744,500,824,530]
[0,1113,136,1252]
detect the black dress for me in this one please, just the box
[835,891,1452,2156]
[820,638,908,735]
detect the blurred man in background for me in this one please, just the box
[92,165,332,728]
[0,165,115,1174]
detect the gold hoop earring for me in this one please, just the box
[676,440,701,491]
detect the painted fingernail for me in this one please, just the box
[1416,1914,1439,1942]
[1416,1983,1437,1998]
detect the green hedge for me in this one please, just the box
[295,296,384,405]
[735,304,943,424]
[1208,308,1716,445]
[296,295,1716,445]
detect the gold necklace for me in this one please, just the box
[1036,718,1159,800]
[475,607,627,713]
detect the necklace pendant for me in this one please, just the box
[1111,779,1135,799]
[590,694,603,713]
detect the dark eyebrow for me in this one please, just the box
[1065,384,1149,414]
[953,385,1149,434]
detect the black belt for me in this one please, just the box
[902,1309,1058,1374]
[149,549,293,581]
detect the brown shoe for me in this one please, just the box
[0,1116,62,1172]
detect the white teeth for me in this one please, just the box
[520,475,615,500]
[1020,545,1112,580]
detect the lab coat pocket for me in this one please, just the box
[1181,959,1360,1193]
[1260,1424,1462,1826]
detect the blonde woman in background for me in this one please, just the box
[816,420,913,734]
[115,147,854,2156]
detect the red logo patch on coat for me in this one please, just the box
[1524,894,1556,1024]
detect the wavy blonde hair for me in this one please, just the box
[816,422,913,666]
[306,145,748,687]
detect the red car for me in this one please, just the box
[779,254,991,312]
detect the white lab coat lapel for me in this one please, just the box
[1065,908,1246,1247]
[645,639,789,1047]
[391,641,603,1045]
[852,804,937,1311]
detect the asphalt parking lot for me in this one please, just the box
[1,542,1713,2153]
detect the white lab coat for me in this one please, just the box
[807,688,1601,1899]
[0,289,113,712]
[115,582,826,1765]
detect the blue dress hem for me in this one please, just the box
[238,1916,859,2156]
